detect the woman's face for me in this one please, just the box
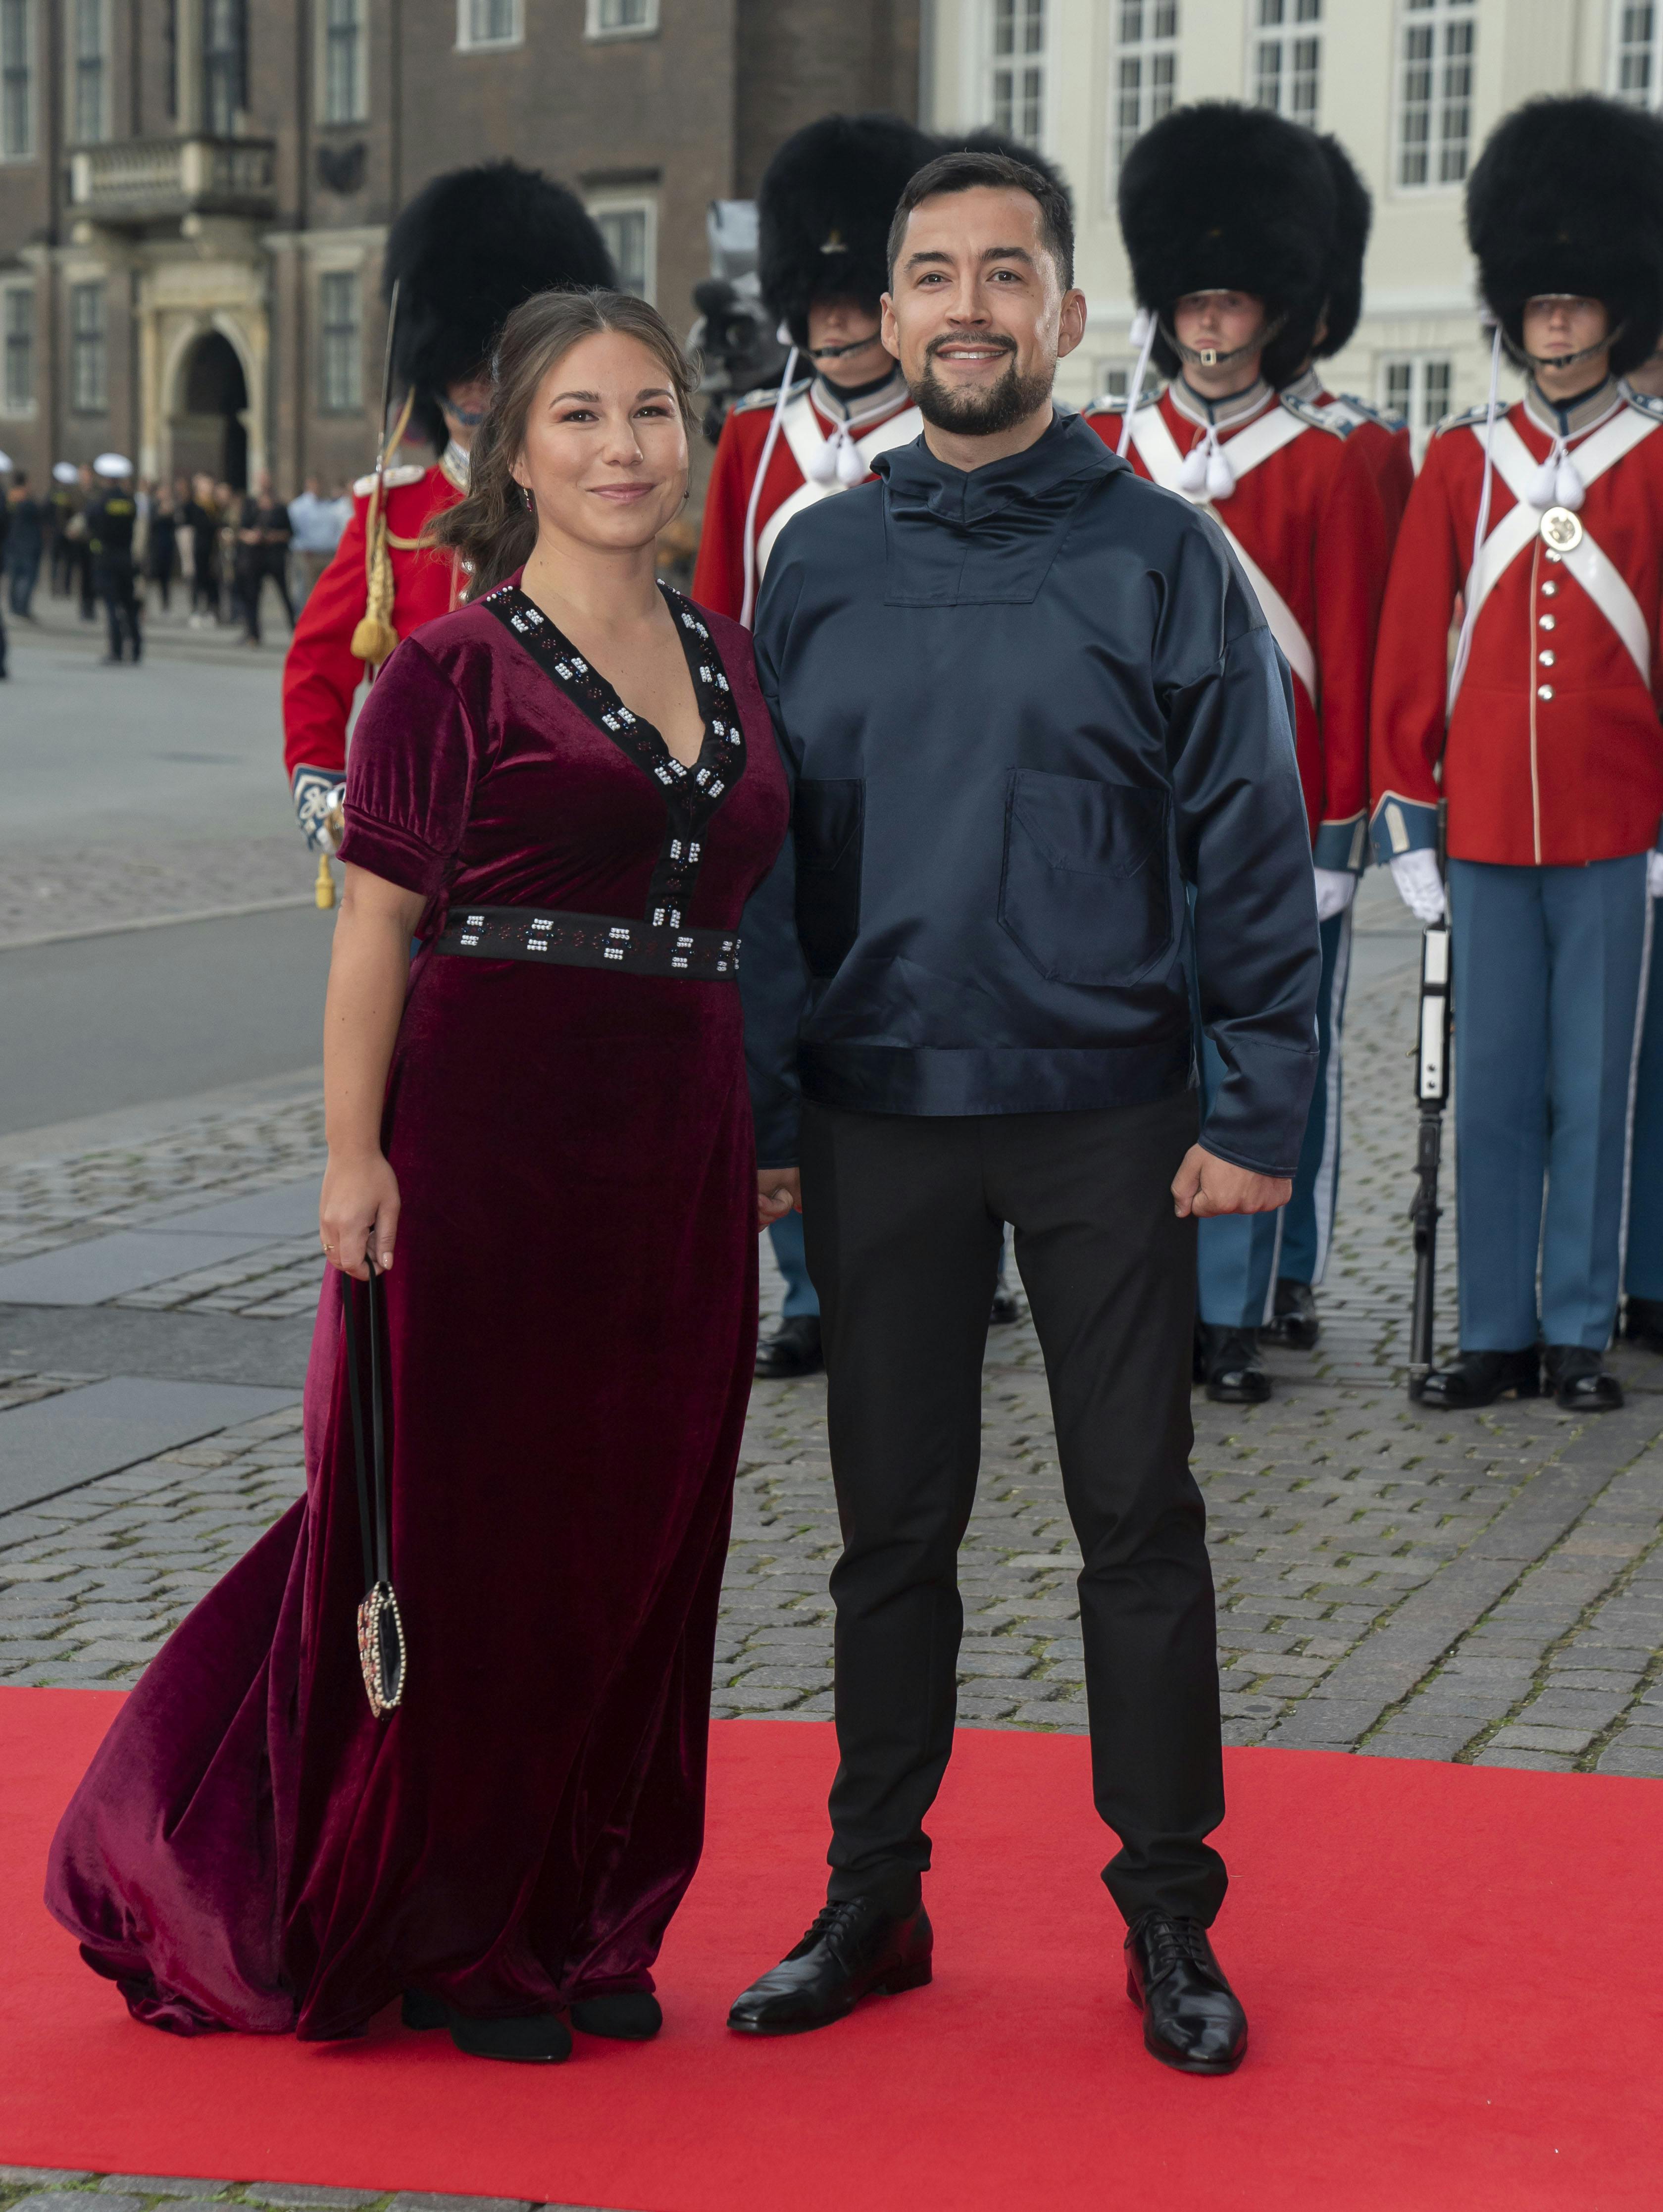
[512,330,688,553]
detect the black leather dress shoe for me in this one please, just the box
[402,1987,572,2061]
[1262,1277,1319,1351]
[1623,1295,1663,1354]
[990,1288,1022,1326]
[755,1314,823,1379]
[1124,1912,1247,2076]
[1544,1345,1624,1412]
[1196,1324,1272,1404]
[727,1897,932,2036]
[1417,1347,1539,1409]
[570,1990,662,2040]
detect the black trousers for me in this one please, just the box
[801,1092,1226,1927]
[95,555,141,661]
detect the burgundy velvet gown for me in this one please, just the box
[45,577,788,2040]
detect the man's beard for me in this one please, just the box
[908,339,1053,435]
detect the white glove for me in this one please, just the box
[1390,848,1446,924]
[1313,866,1359,923]
[1649,849,1663,900]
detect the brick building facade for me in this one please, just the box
[0,0,919,495]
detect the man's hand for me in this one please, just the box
[757,1166,802,1232]
[1171,1145,1290,1219]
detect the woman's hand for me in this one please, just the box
[320,1151,401,1278]
[757,1166,801,1232]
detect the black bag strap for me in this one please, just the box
[341,1257,391,1594]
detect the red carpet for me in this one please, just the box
[2,1690,1659,2212]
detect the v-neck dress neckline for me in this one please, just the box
[481,577,746,932]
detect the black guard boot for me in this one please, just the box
[754,1314,823,1379]
[1417,1347,1540,1409]
[1196,1323,1272,1404]
[1622,1296,1663,1355]
[1125,1911,1248,2076]
[1544,1345,1624,1412]
[727,1897,932,2036]
[1262,1277,1319,1350]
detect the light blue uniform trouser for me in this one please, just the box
[767,1193,1012,1325]
[1450,854,1650,1352]
[1623,893,1663,1303]
[1196,905,1351,1329]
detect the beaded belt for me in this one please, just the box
[430,905,740,979]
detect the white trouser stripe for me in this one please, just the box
[1310,906,1354,1286]
[1619,884,1657,1298]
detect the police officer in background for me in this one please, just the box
[1371,94,1663,1412]
[86,453,141,665]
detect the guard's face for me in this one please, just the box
[513,330,689,553]
[1521,295,1609,364]
[881,186,1084,429]
[806,296,888,386]
[1171,292,1266,368]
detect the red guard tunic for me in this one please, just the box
[1083,385,1390,867]
[693,375,921,623]
[1288,375,1415,545]
[282,456,465,839]
[1369,390,1663,867]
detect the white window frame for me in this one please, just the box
[1393,0,1477,193]
[587,191,657,305]
[1248,0,1322,126]
[1609,0,1663,107]
[1112,0,1179,173]
[318,0,368,126]
[67,0,110,147]
[986,0,1049,152]
[0,0,36,163]
[69,277,107,414]
[585,0,659,40]
[455,0,523,51]
[1379,352,1452,459]
[0,276,37,416]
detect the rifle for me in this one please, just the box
[1407,801,1451,1400]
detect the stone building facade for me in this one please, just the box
[0,0,920,494]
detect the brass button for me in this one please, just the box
[1539,649,1556,666]
[1539,614,1556,630]
[1537,683,1555,700]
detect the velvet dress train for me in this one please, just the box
[45,578,788,2040]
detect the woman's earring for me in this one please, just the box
[520,484,534,513]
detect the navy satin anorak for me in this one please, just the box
[743,409,1320,1179]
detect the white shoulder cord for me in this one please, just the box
[739,337,800,630]
[1116,309,1159,460]
[1447,323,1504,712]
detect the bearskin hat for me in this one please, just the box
[757,112,936,347]
[1312,133,1369,360]
[385,161,617,449]
[1117,102,1335,388]
[1466,95,1663,378]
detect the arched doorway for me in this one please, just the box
[171,329,249,489]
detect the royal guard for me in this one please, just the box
[1371,94,1663,1412]
[284,162,615,875]
[1087,102,1390,1403]
[1282,135,1414,543]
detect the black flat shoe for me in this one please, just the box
[570,1991,662,2040]
[989,1288,1021,1327]
[755,1314,823,1379]
[1417,1347,1540,1409]
[401,1987,445,2030]
[1623,1295,1663,1354]
[1124,1911,1247,2076]
[1261,1277,1319,1351]
[1544,1345,1624,1412]
[727,1897,932,2036]
[1197,1324,1272,1404]
[403,1987,571,2061]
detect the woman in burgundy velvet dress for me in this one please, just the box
[46,293,789,2062]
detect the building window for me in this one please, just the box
[456,0,521,48]
[1114,0,1179,169]
[70,280,107,412]
[989,0,1046,149]
[70,0,108,144]
[1396,0,1475,188]
[319,270,362,411]
[321,0,366,123]
[1612,2,1663,106]
[1,281,34,413]
[589,196,657,304]
[202,0,247,135]
[586,0,657,35]
[1252,0,1320,124]
[1382,353,1451,457]
[1,0,33,161]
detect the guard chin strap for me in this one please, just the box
[807,329,882,362]
[1504,323,1623,380]
[1158,307,1285,376]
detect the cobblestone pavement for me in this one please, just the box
[0,2172,603,2212]
[1,890,1660,1787]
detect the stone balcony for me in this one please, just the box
[68,136,278,225]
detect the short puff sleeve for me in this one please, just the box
[337,634,481,898]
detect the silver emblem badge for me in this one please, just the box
[1539,505,1583,553]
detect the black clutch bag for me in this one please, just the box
[342,1256,406,1716]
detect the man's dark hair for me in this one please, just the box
[886,149,1074,292]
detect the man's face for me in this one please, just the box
[881,185,1084,437]
[443,375,493,427]
[805,296,889,389]
[1171,291,1267,369]
[1522,295,1609,364]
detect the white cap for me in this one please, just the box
[93,452,133,478]
[53,461,79,484]
[0,451,11,473]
